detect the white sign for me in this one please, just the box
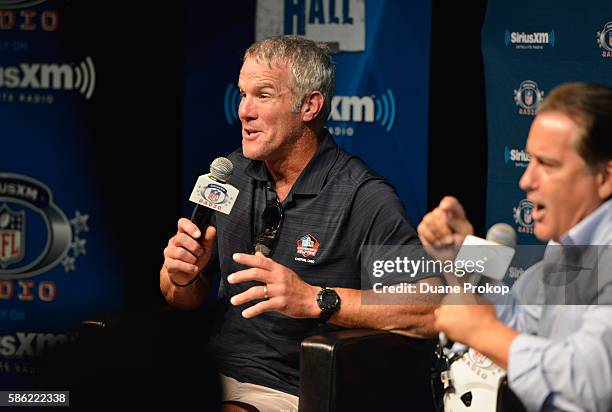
[189,174,239,215]
[256,0,366,52]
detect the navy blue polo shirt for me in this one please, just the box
[208,131,429,396]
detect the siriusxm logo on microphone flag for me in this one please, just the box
[0,57,96,100]
[223,83,396,133]
[255,0,365,52]
[505,29,556,49]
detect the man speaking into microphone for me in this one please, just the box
[160,35,441,412]
[418,82,612,411]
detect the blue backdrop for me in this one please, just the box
[483,0,612,245]
[481,0,612,285]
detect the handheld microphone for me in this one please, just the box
[485,223,517,249]
[188,157,239,235]
[439,223,516,348]
[454,223,516,282]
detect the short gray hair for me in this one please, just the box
[244,35,336,123]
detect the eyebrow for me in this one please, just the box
[530,152,561,165]
[237,80,278,91]
[255,81,276,88]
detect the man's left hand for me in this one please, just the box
[228,252,321,319]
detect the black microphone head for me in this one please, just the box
[486,223,516,248]
[209,157,233,183]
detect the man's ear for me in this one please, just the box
[597,160,612,200]
[301,91,325,123]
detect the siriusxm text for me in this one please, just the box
[0,63,74,90]
[510,32,551,44]
[0,332,73,358]
[330,95,374,122]
[509,149,531,162]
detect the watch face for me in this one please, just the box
[319,289,339,311]
[322,292,338,307]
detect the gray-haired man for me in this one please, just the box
[161,36,441,411]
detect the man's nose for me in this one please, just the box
[238,96,256,121]
[519,160,535,192]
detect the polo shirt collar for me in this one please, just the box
[242,130,339,195]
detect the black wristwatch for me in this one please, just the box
[316,287,340,322]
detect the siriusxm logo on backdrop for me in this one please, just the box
[223,84,241,126]
[505,30,555,49]
[0,332,75,358]
[597,21,612,58]
[0,0,48,9]
[508,266,526,280]
[513,199,535,234]
[329,91,396,133]
[504,146,531,168]
[0,57,96,100]
[514,80,544,116]
[223,84,396,134]
[255,0,365,52]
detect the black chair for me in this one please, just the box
[33,306,222,411]
[299,332,531,412]
[299,329,438,412]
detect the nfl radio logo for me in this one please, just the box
[513,199,535,234]
[597,21,612,57]
[0,204,25,268]
[297,234,320,257]
[514,80,544,116]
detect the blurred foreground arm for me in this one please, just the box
[417,196,474,249]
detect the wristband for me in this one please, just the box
[169,272,201,288]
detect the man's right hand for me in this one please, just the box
[418,196,474,249]
[162,218,217,286]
